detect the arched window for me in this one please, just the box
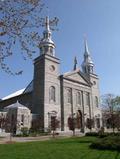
[44,46,49,54]
[96,118,100,128]
[49,86,55,102]
[21,114,24,125]
[67,89,72,104]
[95,96,99,107]
[106,118,111,129]
[50,46,53,55]
[76,92,81,105]
[86,118,94,129]
[11,114,15,123]
[86,92,89,105]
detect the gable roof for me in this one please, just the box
[62,69,91,86]
[4,101,29,111]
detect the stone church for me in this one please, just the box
[0,17,102,133]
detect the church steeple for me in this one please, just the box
[82,38,94,74]
[73,56,77,70]
[39,16,55,56]
[84,39,90,55]
[45,16,50,31]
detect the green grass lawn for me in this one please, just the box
[0,136,120,159]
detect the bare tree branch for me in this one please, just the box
[0,0,44,74]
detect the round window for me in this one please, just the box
[49,65,55,72]
[93,81,96,85]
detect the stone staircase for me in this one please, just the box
[58,130,85,137]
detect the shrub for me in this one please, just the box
[90,136,120,151]
[85,132,99,137]
[86,132,120,138]
[21,127,29,137]
[29,129,50,136]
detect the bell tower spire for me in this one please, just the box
[45,16,50,31]
[85,39,89,54]
[39,16,55,56]
[33,16,60,130]
[73,56,77,70]
[82,38,94,74]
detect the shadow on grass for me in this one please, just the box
[90,143,120,155]
[58,140,92,144]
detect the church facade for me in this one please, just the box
[0,17,102,133]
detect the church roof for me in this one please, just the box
[2,89,25,100]
[62,68,92,86]
[4,101,29,110]
[63,68,80,76]
[1,81,33,101]
[23,81,33,94]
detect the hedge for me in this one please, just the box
[90,136,120,151]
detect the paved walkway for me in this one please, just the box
[0,132,84,144]
[0,135,52,144]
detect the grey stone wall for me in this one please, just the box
[61,78,92,131]
[59,71,102,132]
[32,55,45,129]
[44,55,61,130]
[89,74,102,130]
[33,54,61,131]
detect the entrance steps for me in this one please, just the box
[58,130,85,137]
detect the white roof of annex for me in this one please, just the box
[2,89,25,100]
[1,81,33,101]
[4,101,30,111]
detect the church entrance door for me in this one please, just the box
[76,110,82,129]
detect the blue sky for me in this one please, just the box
[0,0,120,98]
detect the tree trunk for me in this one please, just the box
[73,129,75,136]
[52,130,55,138]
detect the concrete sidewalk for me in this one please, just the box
[0,135,53,144]
[0,131,84,144]
[0,135,70,144]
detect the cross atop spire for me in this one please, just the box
[84,38,90,55]
[45,16,50,31]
